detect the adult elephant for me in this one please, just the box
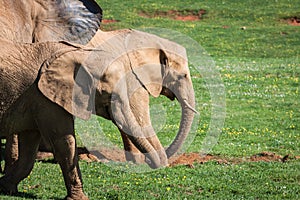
[0,0,102,173]
[0,0,102,43]
[0,29,196,199]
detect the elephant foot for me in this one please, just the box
[0,177,18,195]
[145,148,168,169]
[157,148,168,167]
[64,193,89,200]
[144,149,168,169]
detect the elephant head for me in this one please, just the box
[0,0,102,44]
[36,29,196,167]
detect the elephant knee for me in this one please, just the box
[51,135,77,164]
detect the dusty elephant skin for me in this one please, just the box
[0,0,103,174]
[0,29,196,199]
[0,40,89,199]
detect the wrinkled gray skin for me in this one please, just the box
[0,29,196,199]
[0,0,102,173]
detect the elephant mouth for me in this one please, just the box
[160,87,175,100]
[160,87,197,114]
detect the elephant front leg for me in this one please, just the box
[34,93,88,200]
[0,131,40,194]
[51,134,88,200]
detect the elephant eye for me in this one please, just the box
[179,73,188,79]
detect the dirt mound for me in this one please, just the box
[102,19,119,24]
[249,151,285,162]
[139,9,206,22]
[169,153,228,168]
[285,16,300,26]
[169,151,294,167]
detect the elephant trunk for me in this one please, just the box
[127,135,162,169]
[111,93,166,168]
[165,87,196,158]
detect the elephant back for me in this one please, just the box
[0,0,33,42]
[0,41,35,122]
[0,39,69,124]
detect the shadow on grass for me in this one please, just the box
[1,192,67,200]
[0,192,37,199]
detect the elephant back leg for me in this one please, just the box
[0,130,41,194]
[4,134,19,174]
[120,130,145,164]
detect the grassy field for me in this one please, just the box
[1,0,299,199]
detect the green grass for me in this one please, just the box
[1,0,299,199]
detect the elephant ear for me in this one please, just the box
[123,30,176,97]
[144,49,168,97]
[126,49,168,98]
[33,0,102,44]
[38,51,100,120]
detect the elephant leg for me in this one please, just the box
[145,136,168,166]
[120,130,144,164]
[35,100,87,200]
[0,131,40,194]
[4,134,19,174]
[51,134,87,200]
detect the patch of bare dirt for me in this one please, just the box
[102,19,119,24]
[89,147,126,162]
[285,16,300,26]
[36,147,126,163]
[249,151,285,162]
[169,153,228,168]
[139,9,206,21]
[169,151,296,167]
[101,19,120,31]
[36,148,299,168]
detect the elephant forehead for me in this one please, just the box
[168,53,189,72]
[101,60,126,83]
[128,49,160,65]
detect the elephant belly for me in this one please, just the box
[95,91,112,120]
[0,85,37,136]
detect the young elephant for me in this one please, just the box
[0,29,196,199]
[87,30,197,163]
